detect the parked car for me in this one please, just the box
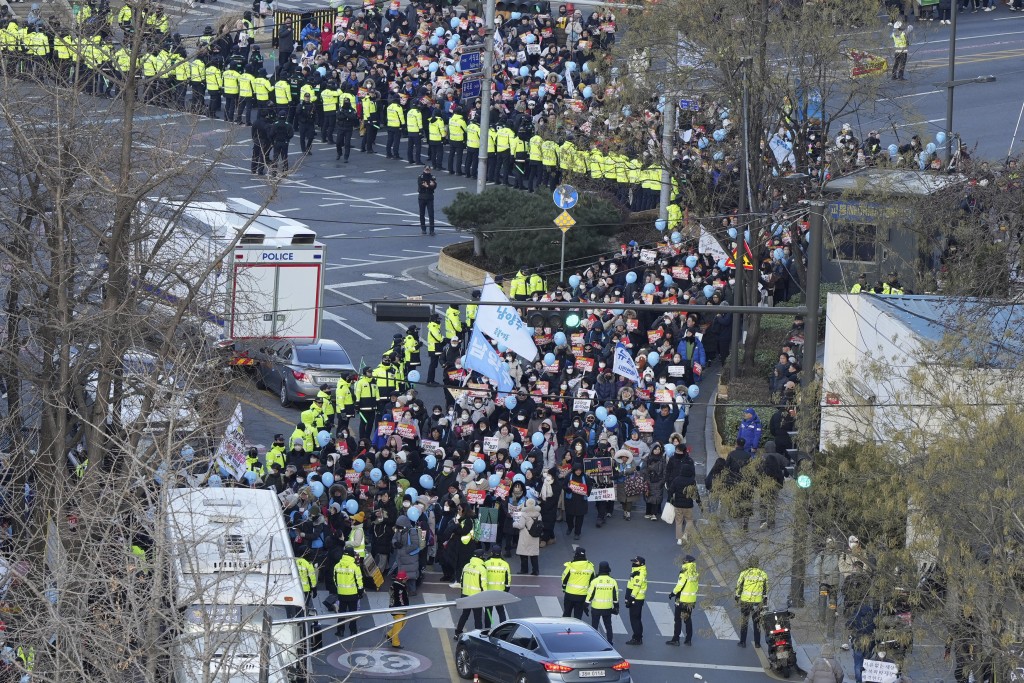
[455,618,632,683]
[241,338,355,407]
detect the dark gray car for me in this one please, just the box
[243,338,355,407]
[455,618,632,683]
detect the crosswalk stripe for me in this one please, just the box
[647,602,676,638]
[421,593,455,630]
[535,595,562,618]
[365,590,392,627]
[610,614,629,635]
[704,605,739,641]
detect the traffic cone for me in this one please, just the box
[473,676,480,683]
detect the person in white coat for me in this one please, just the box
[514,498,542,575]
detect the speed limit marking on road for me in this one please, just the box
[327,648,432,677]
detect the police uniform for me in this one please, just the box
[736,559,768,647]
[454,553,487,635]
[586,562,619,644]
[668,556,699,645]
[333,549,364,636]
[484,547,511,626]
[625,557,647,645]
[561,549,595,619]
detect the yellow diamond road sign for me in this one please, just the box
[554,211,576,231]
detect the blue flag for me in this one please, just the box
[464,328,514,394]
[612,342,640,383]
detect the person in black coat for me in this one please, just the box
[449,503,476,585]
[758,449,786,530]
[539,468,562,544]
[335,98,358,161]
[667,450,699,544]
[724,438,753,529]
[562,460,591,540]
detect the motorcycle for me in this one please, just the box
[761,610,798,678]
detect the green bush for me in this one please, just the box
[442,188,624,276]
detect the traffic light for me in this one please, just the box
[526,309,583,331]
[563,310,583,330]
[793,451,813,488]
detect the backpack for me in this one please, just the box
[527,518,542,538]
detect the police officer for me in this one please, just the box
[403,326,422,373]
[448,106,467,175]
[205,56,223,118]
[334,373,354,434]
[320,79,338,143]
[454,548,487,636]
[250,107,273,176]
[735,555,769,648]
[624,556,647,645]
[891,22,908,81]
[484,544,511,626]
[361,89,380,153]
[465,114,481,178]
[586,561,618,644]
[509,269,528,302]
[417,166,437,235]
[265,433,287,470]
[444,302,463,341]
[297,92,317,155]
[333,547,364,637]
[667,555,698,645]
[427,108,446,169]
[850,273,867,294]
[465,291,480,332]
[335,97,358,162]
[406,103,424,164]
[425,313,444,386]
[385,96,405,159]
[222,59,240,123]
[270,107,294,175]
[297,552,318,606]
[354,367,379,440]
[561,547,595,619]
[316,383,335,431]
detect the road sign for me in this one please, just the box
[459,50,482,72]
[553,185,578,210]
[554,211,576,233]
[678,97,701,112]
[461,76,482,100]
[328,648,432,677]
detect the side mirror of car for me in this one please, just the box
[480,629,491,638]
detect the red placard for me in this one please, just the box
[396,423,418,440]
[635,417,654,433]
[575,357,595,372]
[466,489,486,505]
[377,421,396,437]
[568,480,589,496]
[648,329,664,344]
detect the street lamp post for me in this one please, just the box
[258,590,519,683]
[475,0,496,194]
[939,6,995,162]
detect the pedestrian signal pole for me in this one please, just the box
[475,0,496,194]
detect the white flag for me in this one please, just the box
[612,342,640,384]
[214,403,248,481]
[474,276,539,361]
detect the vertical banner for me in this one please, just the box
[214,403,247,481]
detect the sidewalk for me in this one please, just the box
[700,370,949,682]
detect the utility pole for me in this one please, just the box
[658,97,675,223]
[728,58,752,382]
[945,6,958,163]
[787,200,824,609]
[474,0,496,194]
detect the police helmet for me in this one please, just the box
[573,547,587,560]
[203,24,213,34]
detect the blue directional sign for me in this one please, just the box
[553,184,579,210]
[678,97,701,112]
[461,76,482,100]
[459,50,482,72]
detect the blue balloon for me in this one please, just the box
[520,461,533,472]
[728,227,738,239]
[595,406,608,421]
[322,472,335,487]
[744,228,751,243]
[208,474,222,488]
[506,395,518,409]
[774,247,785,260]
[665,443,676,456]
[936,131,947,145]
[685,255,698,268]
[407,506,421,522]
[429,62,439,73]
[554,331,567,346]
[430,35,440,46]
[643,283,655,295]
[425,454,437,469]
[243,470,257,484]
[538,86,547,98]
[698,137,709,150]
[531,432,545,448]
[926,142,936,155]
[513,473,526,483]
[544,352,556,366]
[509,442,522,457]
[316,430,329,447]
[445,64,456,76]
[663,274,674,286]
[497,342,508,353]
[370,467,382,483]
[450,17,460,28]
[473,458,487,473]
[717,259,727,270]
[655,218,667,231]
[488,473,502,488]
[310,481,325,498]
[353,459,366,473]
[520,66,530,77]
[582,61,590,73]
[409,370,421,383]
[535,69,545,79]
[582,86,593,99]
[405,487,418,501]
[604,415,618,429]
[511,11,521,19]
[345,499,359,514]
[568,274,581,288]
[703,285,716,298]
[384,460,397,476]
[887,144,898,156]
[671,232,682,244]
[688,384,700,399]
[713,129,726,142]
[566,61,577,72]
[447,37,459,50]
[420,474,434,490]
[626,272,637,284]
[713,151,724,161]
[647,352,660,367]
[525,33,536,44]
[435,27,445,36]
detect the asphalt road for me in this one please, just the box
[833,10,1024,161]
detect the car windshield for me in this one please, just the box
[540,630,613,653]
[295,346,351,366]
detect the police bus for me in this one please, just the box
[164,487,309,683]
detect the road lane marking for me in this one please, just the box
[324,174,347,179]
[325,280,385,289]
[647,601,677,637]
[704,605,739,641]
[422,593,455,629]
[894,117,945,128]
[234,394,292,428]
[875,89,941,101]
[365,169,387,173]
[323,311,371,340]
[369,227,391,232]
[443,186,467,190]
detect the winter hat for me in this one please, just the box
[598,561,611,575]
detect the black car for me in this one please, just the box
[240,338,355,407]
[455,617,632,683]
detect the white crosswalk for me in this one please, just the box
[410,593,736,639]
